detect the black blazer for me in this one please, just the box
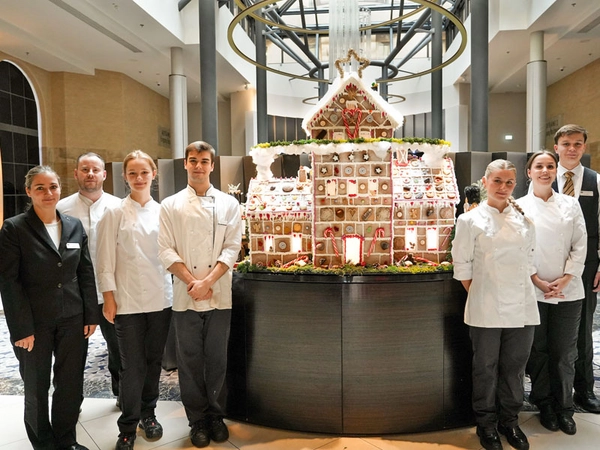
[0,208,100,342]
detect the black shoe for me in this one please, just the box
[476,426,503,450]
[538,404,559,432]
[498,424,529,450]
[190,420,210,448]
[574,391,600,413]
[557,414,577,435]
[139,415,163,439]
[209,416,229,442]
[115,433,136,450]
[60,444,89,450]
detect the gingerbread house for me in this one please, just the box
[245,71,459,268]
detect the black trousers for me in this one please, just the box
[98,303,121,397]
[574,262,599,394]
[173,309,231,427]
[469,326,535,430]
[527,300,582,416]
[15,314,85,450]
[114,308,172,433]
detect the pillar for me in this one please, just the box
[526,31,547,153]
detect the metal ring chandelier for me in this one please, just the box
[227,0,468,84]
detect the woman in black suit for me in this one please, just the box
[0,165,99,450]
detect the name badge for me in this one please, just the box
[66,242,80,249]
[580,190,594,197]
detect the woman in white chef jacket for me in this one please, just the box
[96,150,173,450]
[452,159,539,450]
[517,150,586,436]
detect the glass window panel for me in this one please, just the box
[27,134,39,166]
[9,64,24,97]
[25,99,37,129]
[11,95,26,127]
[13,133,27,164]
[0,62,9,93]
[0,130,13,163]
[0,91,10,124]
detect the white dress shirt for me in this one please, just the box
[96,195,173,315]
[517,192,586,303]
[556,163,600,264]
[158,185,242,312]
[57,191,122,304]
[452,201,540,328]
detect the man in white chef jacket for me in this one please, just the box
[158,141,242,448]
[57,152,122,407]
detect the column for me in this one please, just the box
[255,12,268,144]
[527,31,547,153]
[470,0,488,152]
[431,2,443,139]
[169,47,187,159]
[199,0,219,152]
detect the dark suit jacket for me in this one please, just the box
[0,208,100,342]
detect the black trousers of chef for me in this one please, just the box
[173,309,231,427]
[469,326,535,430]
[15,314,85,450]
[114,307,172,433]
[527,300,582,416]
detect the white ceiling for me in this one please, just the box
[1,0,600,103]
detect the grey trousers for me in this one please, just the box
[469,325,535,430]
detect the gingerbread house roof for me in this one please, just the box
[302,72,404,135]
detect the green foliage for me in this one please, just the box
[235,260,453,276]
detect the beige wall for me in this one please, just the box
[230,89,255,156]
[488,92,527,153]
[547,58,600,171]
[1,52,171,196]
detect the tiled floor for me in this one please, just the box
[1,395,600,449]
[1,310,600,449]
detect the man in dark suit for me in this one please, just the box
[0,165,99,450]
[553,124,600,414]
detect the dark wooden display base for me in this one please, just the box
[226,271,473,435]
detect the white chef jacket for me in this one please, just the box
[57,191,122,304]
[517,192,586,303]
[158,185,242,312]
[452,201,540,328]
[96,195,173,315]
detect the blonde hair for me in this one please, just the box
[484,159,530,222]
[123,150,157,173]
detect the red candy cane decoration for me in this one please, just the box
[324,227,340,257]
[366,227,385,257]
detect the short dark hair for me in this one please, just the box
[185,141,215,162]
[554,124,588,144]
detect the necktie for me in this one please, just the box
[563,171,575,196]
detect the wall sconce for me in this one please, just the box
[504,134,513,141]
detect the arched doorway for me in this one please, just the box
[0,60,41,221]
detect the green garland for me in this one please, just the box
[254,137,451,149]
[236,260,453,276]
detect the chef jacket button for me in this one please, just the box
[57,283,62,288]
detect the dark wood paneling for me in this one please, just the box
[237,277,343,433]
[342,281,445,434]
[442,279,472,428]
[228,273,474,435]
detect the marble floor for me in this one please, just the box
[1,311,600,449]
